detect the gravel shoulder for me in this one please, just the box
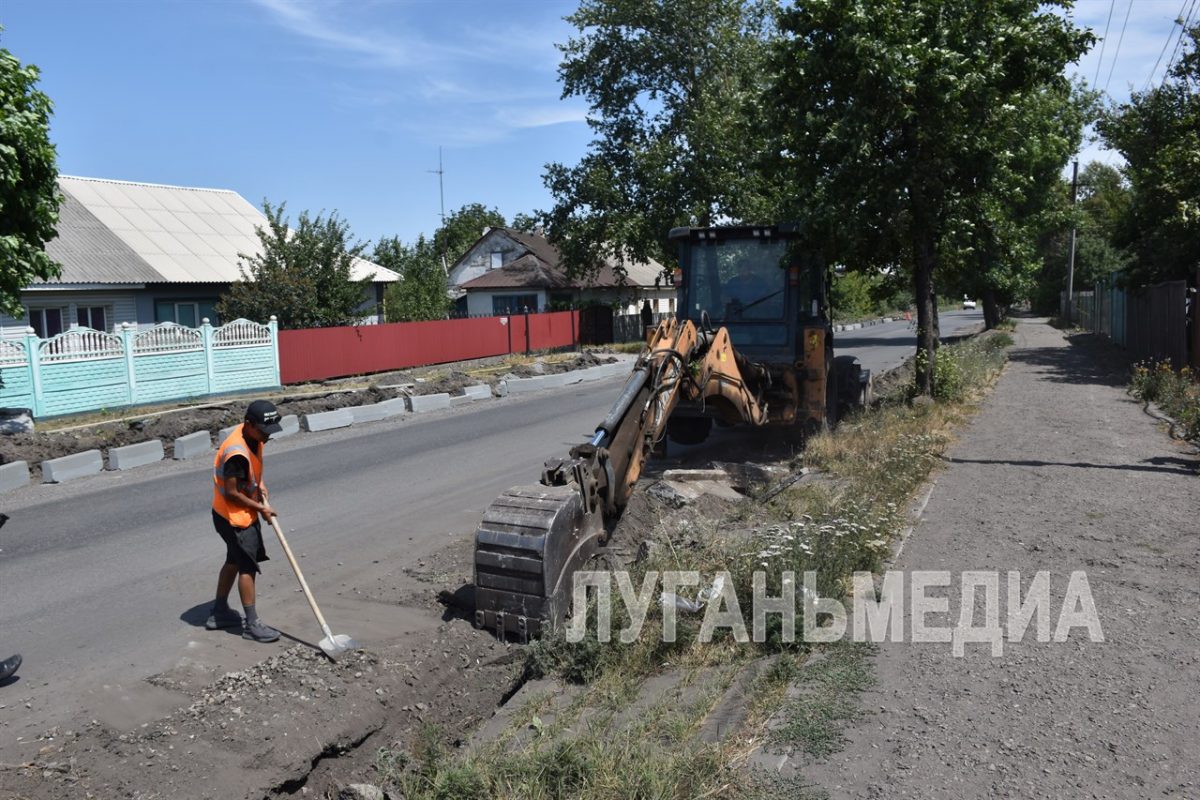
[799,319,1200,798]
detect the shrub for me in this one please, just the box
[1130,361,1200,442]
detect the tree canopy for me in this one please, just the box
[769,0,1092,390]
[375,235,449,322]
[0,37,62,318]
[1098,24,1200,286]
[217,202,374,329]
[543,0,780,279]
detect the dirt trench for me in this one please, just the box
[0,352,618,479]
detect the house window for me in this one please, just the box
[76,306,107,332]
[490,252,503,270]
[492,294,538,315]
[155,300,218,327]
[28,307,66,339]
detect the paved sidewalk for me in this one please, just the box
[803,319,1200,799]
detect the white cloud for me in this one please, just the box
[495,106,589,130]
[250,0,416,68]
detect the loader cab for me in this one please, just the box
[669,224,825,362]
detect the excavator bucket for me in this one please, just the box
[474,484,604,641]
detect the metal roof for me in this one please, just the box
[46,176,397,285]
[40,185,164,284]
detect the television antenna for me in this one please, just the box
[428,146,446,226]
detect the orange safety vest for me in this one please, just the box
[212,424,265,528]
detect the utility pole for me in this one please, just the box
[1065,159,1078,324]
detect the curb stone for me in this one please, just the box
[0,461,30,493]
[305,408,354,432]
[173,430,212,460]
[43,450,103,483]
[19,357,636,489]
[108,440,165,471]
[275,414,301,438]
[408,393,450,413]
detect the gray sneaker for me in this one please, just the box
[205,607,243,630]
[242,620,280,643]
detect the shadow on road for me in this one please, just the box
[943,455,1199,477]
[1009,332,1130,388]
[179,602,244,637]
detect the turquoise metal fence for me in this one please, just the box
[0,317,279,419]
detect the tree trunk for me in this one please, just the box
[982,288,1000,329]
[913,241,936,396]
[930,287,941,347]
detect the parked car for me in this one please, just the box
[962,296,977,310]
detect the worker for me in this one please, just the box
[0,653,20,683]
[640,299,655,341]
[208,399,284,643]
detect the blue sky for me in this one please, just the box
[0,1,1194,248]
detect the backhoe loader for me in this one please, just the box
[473,224,870,640]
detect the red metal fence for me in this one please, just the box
[278,310,579,384]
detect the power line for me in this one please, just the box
[1163,0,1199,78]
[1144,0,1192,91]
[1103,0,1134,94]
[1093,0,1117,88]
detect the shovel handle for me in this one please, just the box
[267,514,335,640]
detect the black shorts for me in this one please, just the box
[212,509,268,575]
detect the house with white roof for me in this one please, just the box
[3,176,397,339]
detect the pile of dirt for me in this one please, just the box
[1,621,525,800]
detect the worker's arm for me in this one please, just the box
[223,474,276,519]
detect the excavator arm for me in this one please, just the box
[473,318,768,640]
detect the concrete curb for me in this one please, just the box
[350,398,407,423]
[463,384,492,401]
[173,430,213,460]
[408,393,451,413]
[304,408,354,432]
[108,440,165,471]
[8,359,635,493]
[275,414,301,438]
[42,450,103,484]
[0,461,30,492]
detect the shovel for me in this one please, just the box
[267,514,359,659]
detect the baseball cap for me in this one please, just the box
[245,399,284,434]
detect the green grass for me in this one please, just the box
[769,642,875,758]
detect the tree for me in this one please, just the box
[1098,24,1200,286]
[375,235,450,322]
[770,0,1092,392]
[217,202,374,329]
[946,82,1094,328]
[1031,161,1132,313]
[0,36,62,318]
[543,0,780,279]
[431,203,506,272]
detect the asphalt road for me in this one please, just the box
[0,308,981,743]
[834,308,983,376]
